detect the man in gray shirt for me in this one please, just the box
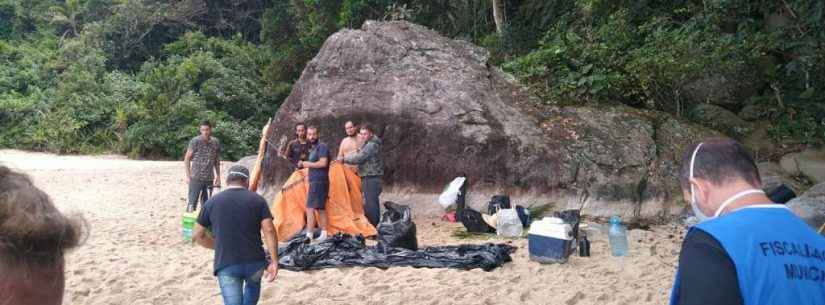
[339,123,384,226]
[184,120,222,212]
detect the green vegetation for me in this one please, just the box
[1,0,823,160]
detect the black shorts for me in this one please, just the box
[307,181,329,210]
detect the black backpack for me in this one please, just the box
[460,208,494,233]
[487,195,511,215]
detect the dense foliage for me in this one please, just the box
[1,0,823,160]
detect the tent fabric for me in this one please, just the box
[271,162,377,241]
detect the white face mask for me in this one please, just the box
[689,143,764,222]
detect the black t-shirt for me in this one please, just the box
[307,142,330,182]
[676,229,743,305]
[197,187,272,275]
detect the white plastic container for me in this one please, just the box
[528,217,573,263]
[496,207,523,237]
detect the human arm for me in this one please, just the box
[300,157,328,169]
[676,230,742,305]
[299,145,329,169]
[193,223,214,249]
[184,148,193,180]
[213,142,221,187]
[194,203,214,249]
[343,141,377,165]
[259,199,278,282]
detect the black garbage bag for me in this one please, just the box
[767,184,796,204]
[276,233,515,271]
[487,195,511,215]
[377,201,417,251]
[459,208,494,233]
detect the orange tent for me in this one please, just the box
[270,162,377,241]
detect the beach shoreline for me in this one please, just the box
[1,149,681,305]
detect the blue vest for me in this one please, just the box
[670,206,825,305]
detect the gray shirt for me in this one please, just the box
[188,136,221,182]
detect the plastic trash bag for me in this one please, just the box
[438,177,466,208]
[460,208,494,233]
[377,202,417,251]
[496,207,523,237]
[276,233,515,271]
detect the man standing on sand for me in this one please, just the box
[0,166,84,305]
[184,120,221,212]
[336,121,359,169]
[340,123,384,227]
[670,138,825,305]
[193,165,278,305]
[298,126,330,242]
[281,123,311,172]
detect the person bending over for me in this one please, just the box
[670,138,825,305]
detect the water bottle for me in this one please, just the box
[578,233,590,257]
[608,216,628,257]
[182,211,196,243]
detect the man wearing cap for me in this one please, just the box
[297,126,330,242]
[193,165,278,305]
[670,138,825,305]
[184,120,221,212]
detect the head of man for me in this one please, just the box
[199,120,213,139]
[306,126,319,144]
[226,165,250,189]
[0,166,84,305]
[295,123,307,141]
[679,138,764,220]
[358,123,374,144]
[344,121,356,137]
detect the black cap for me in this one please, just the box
[227,165,250,180]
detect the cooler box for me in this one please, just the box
[528,217,573,264]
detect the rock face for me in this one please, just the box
[780,149,825,184]
[787,182,825,229]
[262,21,717,221]
[689,103,751,138]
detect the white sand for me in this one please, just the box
[0,150,683,305]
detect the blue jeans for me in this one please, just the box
[217,261,267,305]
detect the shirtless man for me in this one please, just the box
[337,121,359,169]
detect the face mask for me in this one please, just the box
[689,143,765,222]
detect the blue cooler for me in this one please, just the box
[528,217,573,264]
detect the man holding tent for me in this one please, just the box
[337,120,359,170]
[297,126,330,242]
[340,123,384,227]
[670,138,825,305]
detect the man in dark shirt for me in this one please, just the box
[298,126,330,242]
[184,120,221,212]
[281,123,310,172]
[193,165,278,305]
[670,138,825,305]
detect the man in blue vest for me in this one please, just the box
[670,137,825,305]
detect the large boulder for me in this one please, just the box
[787,182,825,229]
[689,103,751,138]
[780,148,825,184]
[262,21,717,221]
[681,73,758,107]
[757,162,806,195]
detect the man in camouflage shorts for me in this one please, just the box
[184,120,222,212]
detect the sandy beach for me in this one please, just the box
[1,149,684,305]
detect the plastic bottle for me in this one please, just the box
[182,211,196,243]
[608,216,628,257]
[578,233,590,257]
